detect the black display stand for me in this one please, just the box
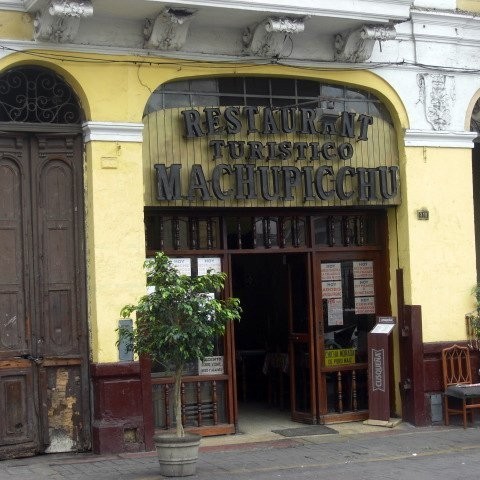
[365,316,399,426]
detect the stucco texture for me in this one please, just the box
[398,146,476,342]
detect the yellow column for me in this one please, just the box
[396,146,476,342]
[85,137,146,363]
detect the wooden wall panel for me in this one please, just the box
[144,108,400,208]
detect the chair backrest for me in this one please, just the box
[441,344,472,388]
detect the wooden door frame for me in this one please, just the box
[0,130,90,456]
[312,249,391,422]
[32,132,91,451]
[287,252,318,423]
[150,209,392,431]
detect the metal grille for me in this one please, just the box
[0,67,82,124]
[144,77,392,123]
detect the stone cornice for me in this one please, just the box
[4,0,411,21]
[82,121,144,143]
[0,0,25,10]
[141,1,411,22]
[410,8,480,46]
[404,129,477,148]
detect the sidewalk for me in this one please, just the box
[2,422,480,480]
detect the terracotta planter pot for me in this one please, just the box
[153,433,201,477]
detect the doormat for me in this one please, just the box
[272,425,338,437]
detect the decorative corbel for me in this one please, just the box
[34,0,93,43]
[334,24,396,62]
[243,17,306,58]
[144,8,196,50]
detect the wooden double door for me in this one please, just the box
[0,132,90,458]
[231,249,391,425]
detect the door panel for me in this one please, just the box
[37,156,78,355]
[0,152,29,355]
[0,138,37,457]
[33,135,89,452]
[315,251,390,421]
[0,366,35,443]
[287,254,316,423]
[0,133,89,458]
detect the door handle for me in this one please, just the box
[15,354,44,365]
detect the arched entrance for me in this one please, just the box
[0,67,90,457]
[143,76,397,435]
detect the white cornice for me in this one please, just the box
[411,9,480,46]
[82,121,144,143]
[143,0,411,22]
[411,8,478,25]
[0,0,26,10]
[404,129,477,148]
[4,0,411,21]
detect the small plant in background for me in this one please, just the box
[466,284,480,351]
[118,252,241,437]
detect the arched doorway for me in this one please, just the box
[0,66,90,457]
[143,76,396,434]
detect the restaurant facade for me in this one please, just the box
[1,0,480,458]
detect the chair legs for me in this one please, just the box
[445,396,477,428]
[444,395,449,426]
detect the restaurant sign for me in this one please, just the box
[145,106,400,208]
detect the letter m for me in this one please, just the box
[154,164,181,200]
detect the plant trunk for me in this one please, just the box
[173,365,185,437]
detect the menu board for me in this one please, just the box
[321,263,341,281]
[198,257,222,276]
[327,298,344,326]
[198,356,224,375]
[321,263,344,325]
[322,281,343,300]
[354,278,375,297]
[354,296,375,314]
[353,261,374,279]
[353,260,375,314]
[170,257,192,276]
[371,323,395,334]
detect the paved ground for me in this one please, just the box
[2,423,480,479]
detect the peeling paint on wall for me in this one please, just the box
[45,368,78,453]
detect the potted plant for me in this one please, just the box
[466,284,480,351]
[118,252,241,476]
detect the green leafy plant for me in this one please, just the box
[466,285,480,350]
[118,252,241,437]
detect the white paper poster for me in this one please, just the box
[327,298,344,326]
[322,280,343,299]
[371,324,395,334]
[355,296,375,314]
[197,257,222,276]
[198,356,224,375]
[170,257,192,276]
[353,261,374,279]
[321,263,341,282]
[354,278,375,297]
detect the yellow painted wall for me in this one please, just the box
[1,45,474,366]
[0,50,405,366]
[458,0,480,12]
[0,11,33,40]
[85,141,145,362]
[398,146,476,342]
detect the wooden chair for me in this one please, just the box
[442,344,480,428]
